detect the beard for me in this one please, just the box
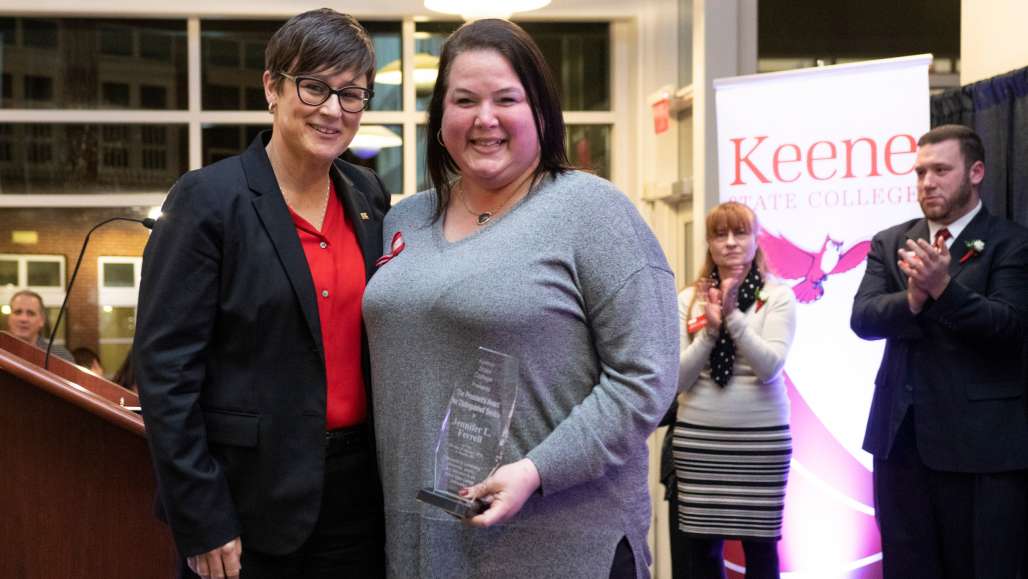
[920,172,974,222]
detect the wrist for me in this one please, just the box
[907,298,923,314]
[928,277,949,300]
[518,458,541,493]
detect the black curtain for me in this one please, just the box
[930,65,1028,227]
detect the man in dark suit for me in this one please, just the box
[135,10,389,579]
[851,124,1028,578]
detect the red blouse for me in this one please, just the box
[289,181,367,429]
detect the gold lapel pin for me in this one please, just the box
[360,212,369,220]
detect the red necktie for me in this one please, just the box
[934,228,951,246]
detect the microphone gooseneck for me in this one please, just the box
[44,216,155,371]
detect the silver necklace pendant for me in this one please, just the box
[477,212,492,226]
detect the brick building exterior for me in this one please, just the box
[1,206,151,370]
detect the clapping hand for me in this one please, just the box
[704,285,723,335]
[898,236,951,311]
[705,268,744,337]
[719,272,742,315]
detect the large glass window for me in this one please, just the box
[202,20,281,111]
[202,124,267,165]
[2,17,615,199]
[0,259,17,286]
[0,255,64,292]
[27,260,61,286]
[366,22,402,111]
[0,124,187,194]
[567,125,611,179]
[201,20,402,112]
[0,18,16,47]
[416,124,430,192]
[413,22,460,111]
[412,21,610,112]
[202,123,404,195]
[1,14,622,365]
[97,256,142,374]
[522,22,610,111]
[0,18,187,110]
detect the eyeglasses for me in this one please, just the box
[279,73,374,113]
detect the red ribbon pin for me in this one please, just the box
[375,231,405,267]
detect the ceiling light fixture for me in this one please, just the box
[423,0,552,20]
[349,126,404,160]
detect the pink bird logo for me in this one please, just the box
[758,231,870,303]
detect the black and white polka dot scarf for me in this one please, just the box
[708,265,764,387]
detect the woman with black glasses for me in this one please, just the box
[135,9,389,578]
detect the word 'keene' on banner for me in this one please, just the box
[714,54,931,578]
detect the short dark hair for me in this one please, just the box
[10,289,44,311]
[265,9,376,93]
[425,18,571,219]
[918,124,985,170]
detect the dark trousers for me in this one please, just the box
[180,427,385,579]
[874,414,1028,579]
[667,489,693,579]
[683,536,779,579]
[609,536,637,579]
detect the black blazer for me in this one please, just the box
[135,132,389,557]
[851,206,1028,473]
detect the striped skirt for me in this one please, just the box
[671,421,792,540]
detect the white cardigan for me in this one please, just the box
[676,282,798,427]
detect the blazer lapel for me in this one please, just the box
[948,207,990,277]
[903,219,930,245]
[330,163,376,282]
[242,133,324,360]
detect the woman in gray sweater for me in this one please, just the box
[362,19,679,579]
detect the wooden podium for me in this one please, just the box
[0,332,177,578]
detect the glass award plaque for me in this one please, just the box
[416,347,519,518]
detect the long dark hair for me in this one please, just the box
[425,19,572,220]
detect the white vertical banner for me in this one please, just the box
[714,55,930,577]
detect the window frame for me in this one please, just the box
[0,253,66,306]
[96,256,142,367]
[0,253,67,344]
[0,15,625,205]
[97,255,142,307]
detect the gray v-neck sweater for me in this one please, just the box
[363,170,679,578]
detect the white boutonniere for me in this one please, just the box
[959,239,985,264]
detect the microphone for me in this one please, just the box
[45,216,156,371]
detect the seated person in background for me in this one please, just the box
[112,348,136,392]
[72,347,105,376]
[6,289,73,362]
